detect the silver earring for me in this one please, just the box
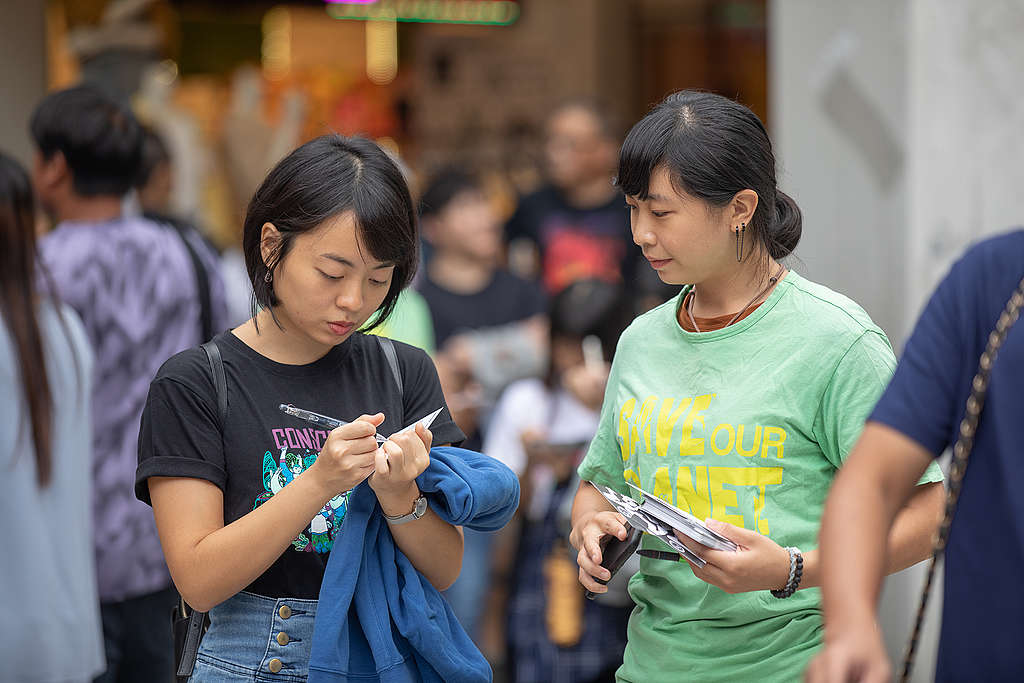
[264,271,273,283]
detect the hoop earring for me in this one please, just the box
[264,270,273,284]
[735,223,746,262]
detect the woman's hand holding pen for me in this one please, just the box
[674,520,792,594]
[306,413,385,500]
[369,423,433,515]
[570,510,629,595]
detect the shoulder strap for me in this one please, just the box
[200,340,227,424]
[159,215,215,343]
[376,335,403,395]
[177,340,225,676]
[900,274,1024,682]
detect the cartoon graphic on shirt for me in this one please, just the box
[254,446,349,553]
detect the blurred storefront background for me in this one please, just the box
[4,2,1024,680]
[4,0,767,251]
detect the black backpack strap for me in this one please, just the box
[201,340,227,424]
[176,341,225,679]
[376,335,403,395]
[153,213,215,343]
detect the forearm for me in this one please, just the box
[880,481,943,572]
[795,481,942,592]
[381,488,464,591]
[817,426,935,631]
[818,474,903,630]
[163,473,332,611]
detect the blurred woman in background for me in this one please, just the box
[0,151,103,681]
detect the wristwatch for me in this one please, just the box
[382,494,428,525]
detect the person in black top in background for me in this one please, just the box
[415,167,546,646]
[417,167,548,449]
[506,99,677,311]
[135,135,465,679]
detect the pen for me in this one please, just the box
[637,549,683,562]
[278,404,388,443]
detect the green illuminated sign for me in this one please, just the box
[326,0,520,26]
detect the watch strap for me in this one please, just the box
[383,494,427,525]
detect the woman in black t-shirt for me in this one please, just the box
[136,136,466,680]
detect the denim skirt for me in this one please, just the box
[190,591,318,682]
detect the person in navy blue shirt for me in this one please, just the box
[808,229,1024,682]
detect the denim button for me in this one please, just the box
[278,605,291,619]
[277,631,289,646]
[268,658,283,673]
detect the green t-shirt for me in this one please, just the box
[365,289,436,354]
[577,270,942,682]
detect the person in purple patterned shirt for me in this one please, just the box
[30,84,228,682]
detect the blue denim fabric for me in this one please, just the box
[190,592,318,682]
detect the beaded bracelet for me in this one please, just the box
[770,547,803,599]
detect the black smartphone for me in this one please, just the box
[584,524,643,600]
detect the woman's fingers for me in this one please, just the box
[357,412,386,427]
[416,423,433,450]
[674,530,713,559]
[578,565,607,593]
[373,445,390,477]
[382,440,402,465]
[336,413,383,440]
[577,543,607,578]
[597,512,628,540]
[576,545,610,590]
[349,435,382,456]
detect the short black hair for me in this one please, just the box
[616,90,802,260]
[549,278,631,361]
[29,85,143,197]
[418,167,482,218]
[136,126,170,189]
[243,135,419,331]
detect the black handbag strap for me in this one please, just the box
[176,340,226,679]
[376,335,403,395]
[900,275,1024,681]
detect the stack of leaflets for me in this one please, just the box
[593,483,738,567]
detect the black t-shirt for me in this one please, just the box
[505,185,680,305]
[135,330,465,600]
[417,268,546,348]
[504,185,634,294]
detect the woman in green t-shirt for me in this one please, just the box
[568,90,944,681]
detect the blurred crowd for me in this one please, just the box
[2,79,674,682]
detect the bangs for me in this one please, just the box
[615,107,676,199]
[351,164,418,285]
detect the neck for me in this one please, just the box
[688,254,783,319]
[234,310,335,365]
[428,250,495,294]
[560,175,616,209]
[54,195,124,224]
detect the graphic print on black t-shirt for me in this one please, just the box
[136,331,465,599]
[505,186,633,294]
[255,434,350,553]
